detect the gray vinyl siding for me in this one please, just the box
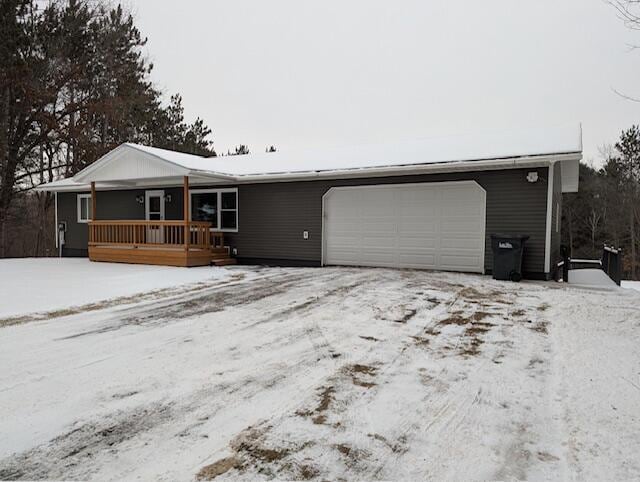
[549,162,563,275]
[57,187,185,255]
[58,167,551,276]
[231,168,548,275]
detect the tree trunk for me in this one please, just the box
[630,204,637,280]
[0,207,5,258]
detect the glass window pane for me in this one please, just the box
[221,192,237,210]
[191,192,218,227]
[221,210,237,229]
[149,196,161,212]
[81,198,88,220]
[149,213,161,220]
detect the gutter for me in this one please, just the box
[36,152,582,192]
[226,152,581,183]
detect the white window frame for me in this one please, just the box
[189,188,238,232]
[77,194,92,223]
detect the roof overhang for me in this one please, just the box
[36,145,582,192]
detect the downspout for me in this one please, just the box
[544,161,555,276]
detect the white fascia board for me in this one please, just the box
[230,153,579,183]
[37,152,581,191]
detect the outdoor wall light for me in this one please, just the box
[165,194,172,203]
[526,171,539,183]
[136,195,144,204]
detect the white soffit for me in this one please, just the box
[74,145,190,183]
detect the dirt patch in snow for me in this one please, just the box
[251,278,371,327]
[415,309,499,357]
[369,433,410,455]
[460,322,493,357]
[196,424,316,480]
[459,286,508,303]
[343,363,379,388]
[0,403,173,480]
[296,386,336,425]
[196,456,243,480]
[375,304,419,324]
[411,335,431,346]
[439,310,491,326]
[60,271,313,339]
[231,427,292,463]
[334,443,371,468]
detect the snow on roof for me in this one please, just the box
[128,124,582,177]
[37,124,582,191]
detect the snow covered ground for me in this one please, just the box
[622,280,640,292]
[1,263,639,480]
[567,268,617,289]
[0,258,232,319]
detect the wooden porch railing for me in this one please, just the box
[89,221,220,250]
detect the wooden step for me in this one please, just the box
[210,252,233,260]
[210,247,229,255]
[212,258,237,266]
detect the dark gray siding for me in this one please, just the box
[58,191,89,254]
[230,168,549,276]
[57,187,185,255]
[58,167,551,276]
[549,162,563,275]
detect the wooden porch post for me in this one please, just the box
[183,176,189,251]
[91,182,96,220]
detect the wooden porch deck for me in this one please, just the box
[88,220,233,267]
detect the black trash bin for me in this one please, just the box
[490,234,529,282]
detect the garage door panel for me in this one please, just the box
[324,182,485,273]
[397,256,437,269]
[440,256,483,271]
[398,236,438,249]
[362,221,395,231]
[326,235,360,246]
[441,217,483,233]
[359,248,397,264]
[398,223,438,236]
[362,239,395,250]
[440,237,482,250]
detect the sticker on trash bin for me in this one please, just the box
[498,242,513,249]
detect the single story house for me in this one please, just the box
[38,125,582,279]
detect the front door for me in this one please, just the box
[145,190,165,243]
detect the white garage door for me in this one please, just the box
[323,181,486,273]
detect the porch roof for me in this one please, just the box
[37,124,583,192]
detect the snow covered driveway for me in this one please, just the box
[1,264,639,480]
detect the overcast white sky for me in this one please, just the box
[130,0,638,164]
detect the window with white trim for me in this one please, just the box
[77,194,92,223]
[190,188,238,231]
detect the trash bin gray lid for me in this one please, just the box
[490,234,530,240]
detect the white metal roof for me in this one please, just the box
[129,124,582,176]
[38,124,582,191]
